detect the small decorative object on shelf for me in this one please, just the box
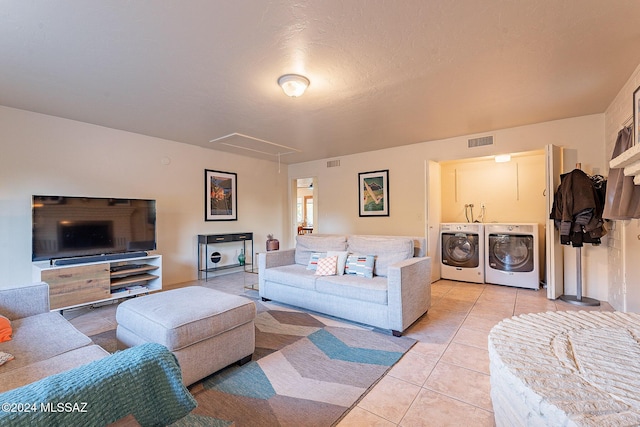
[210,251,221,264]
[238,249,245,266]
[266,234,279,251]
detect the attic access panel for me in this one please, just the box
[209,133,300,162]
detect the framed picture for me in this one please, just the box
[634,85,640,146]
[358,169,389,217]
[205,169,237,221]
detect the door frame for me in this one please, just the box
[545,144,564,299]
[426,160,442,282]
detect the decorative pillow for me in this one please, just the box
[327,251,349,275]
[344,254,375,278]
[306,252,326,270]
[0,351,14,366]
[315,256,338,276]
[0,315,12,343]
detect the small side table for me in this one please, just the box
[197,232,253,281]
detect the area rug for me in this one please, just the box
[88,300,415,426]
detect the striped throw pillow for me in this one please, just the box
[344,254,375,278]
[306,252,326,270]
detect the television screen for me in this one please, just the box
[32,196,156,262]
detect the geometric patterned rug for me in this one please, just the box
[168,300,416,427]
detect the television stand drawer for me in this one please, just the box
[42,263,111,310]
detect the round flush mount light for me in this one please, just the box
[277,74,310,97]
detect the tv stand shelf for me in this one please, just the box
[33,254,162,311]
[111,272,159,288]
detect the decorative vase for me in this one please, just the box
[238,249,245,266]
[266,234,279,251]
[210,251,221,264]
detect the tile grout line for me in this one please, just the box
[395,283,492,425]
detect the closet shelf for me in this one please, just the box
[610,143,640,185]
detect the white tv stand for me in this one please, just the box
[33,254,162,311]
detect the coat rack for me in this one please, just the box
[559,163,600,306]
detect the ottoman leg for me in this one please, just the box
[238,354,252,366]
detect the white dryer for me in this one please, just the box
[484,223,539,289]
[440,223,485,284]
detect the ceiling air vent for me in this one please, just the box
[326,160,340,168]
[468,135,494,148]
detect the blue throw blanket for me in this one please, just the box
[0,343,196,426]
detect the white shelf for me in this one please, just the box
[610,143,640,169]
[609,145,640,185]
[610,144,640,185]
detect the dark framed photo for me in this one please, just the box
[634,85,640,146]
[358,169,389,217]
[205,169,237,221]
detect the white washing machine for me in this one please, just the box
[484,223,539,289]
[440,223,485,283]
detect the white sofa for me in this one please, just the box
[258,234,431,336]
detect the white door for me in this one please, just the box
[545,144,564,299]
[426,160,442,282]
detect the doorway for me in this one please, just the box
[295,177,317,235]
[428,148,558,293]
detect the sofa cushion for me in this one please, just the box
[345,254,375,278]
[348,235,414,277]
[315,275,388,305]
[0,312,93,373]
[295,234,347,266]
[0,344,108,393]
[0,283,50,321]
[262,264,318,291]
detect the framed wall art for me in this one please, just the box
[634,85,640,145]
[358,169,389,217]
[205,169,237,221]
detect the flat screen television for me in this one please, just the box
[32,195,156,262]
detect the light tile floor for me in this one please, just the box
[338,279,614,427]
[67,273,614,426]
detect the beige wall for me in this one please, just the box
[440,151,546,224]
[0,106,288,288]
[0,100,617,303]
[288,114,608,300]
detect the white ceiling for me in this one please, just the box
[2,1,640,164]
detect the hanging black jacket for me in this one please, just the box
[550,169,606,247]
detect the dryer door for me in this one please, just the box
[488,234,534,272]
[441,233,480,268]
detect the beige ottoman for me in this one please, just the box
[116,286,256,386]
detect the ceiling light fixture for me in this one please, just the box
[278,74,310,97]
[495,154,511,163]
